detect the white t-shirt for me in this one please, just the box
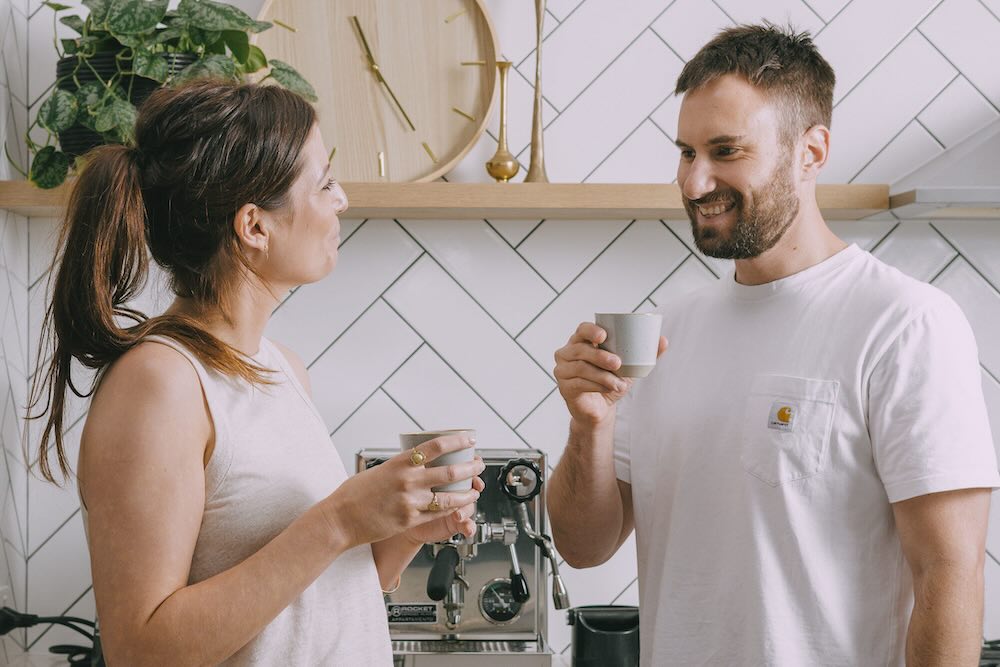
[613,244,1000,667]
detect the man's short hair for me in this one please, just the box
[675,23,836,142]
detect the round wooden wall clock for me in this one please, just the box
[254,0,499,182]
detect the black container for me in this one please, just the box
[568,605,639,667]
[54,51,197,158]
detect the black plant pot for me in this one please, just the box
[54,51,198,158]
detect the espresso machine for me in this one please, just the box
[357,448,570,666]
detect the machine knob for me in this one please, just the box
[498,458,542,503]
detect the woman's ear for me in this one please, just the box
[233,203,269,255]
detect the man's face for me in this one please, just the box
[675,74,801,260]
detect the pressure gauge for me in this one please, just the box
[478,578,523,625]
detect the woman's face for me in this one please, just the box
[264,124,347,291]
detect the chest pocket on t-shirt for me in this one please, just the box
[740,374,840,486]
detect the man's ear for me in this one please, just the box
[801,124,830,180]
[232,203,269,254]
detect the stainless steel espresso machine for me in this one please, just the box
[357,448,570,667]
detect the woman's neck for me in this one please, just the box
[165,280,283,356]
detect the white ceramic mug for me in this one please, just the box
[399,429,477,492]
[595,312,663,378]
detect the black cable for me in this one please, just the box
[38,614,96,628]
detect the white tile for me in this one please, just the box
[24,515,89,642]
[265,219,421,367]
[651,0,733,61]
[26,216,58,288]
[484,0,558,68]
[3,530,25,608]
[934,221,1000,290]
[330,390,418,475]
[982,371,1000,557]
[384,256,554,424]
[515,388,568,468]
[545,31,681,183]
[649,92,683,143]
[871,222,956,282]
[487,64,559,161]
[26,6,74,108]
[821,33,955,183]
[383,346,527,449]
[649,254,718,307]
[398,219,555,334]
[26,421,80,555]
[852,121,943,185]
[585,120,679,184]
[663,219,733,277]
[541,0,671,110]
[933,258,1000,378]
[518,219,631,292]
[986,556,1000,640]
[28,587,94,654]
[918,76,999,148]
[308,299,421,433]
[2,8,25,104]
[2,212,27,286]
[920,0,1000,105]
[805,0,850,22]
[827,220,896,251]
[488,219,541,247]
[816,0,939,105]
[545,0,584,21]
[714,0,824,35]
[518,220,688,371]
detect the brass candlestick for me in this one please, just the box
[486,61,520,182]
[524,0,548,182]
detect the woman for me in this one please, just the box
[28,79,484,665]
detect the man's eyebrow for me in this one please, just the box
[675,135,746,149]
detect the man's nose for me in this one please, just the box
[679,156,717,202]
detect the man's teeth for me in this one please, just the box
[697,201,734,217]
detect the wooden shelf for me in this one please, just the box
[0,180,889,220]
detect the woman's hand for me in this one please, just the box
[402,475,486,545]
[323,433,485,548]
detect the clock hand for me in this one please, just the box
[350,15,416,131]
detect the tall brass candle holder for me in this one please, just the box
[524,0,548,182]
[485,61,520,182]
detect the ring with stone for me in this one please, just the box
[409,448,426,466]
[427,492,442,512]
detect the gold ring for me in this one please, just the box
[409,449,426,466]
[427,492,442,512]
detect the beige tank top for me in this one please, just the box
[88,335,393,666]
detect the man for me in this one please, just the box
[547,24,999,667]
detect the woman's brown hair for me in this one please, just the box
[28,78,317,483]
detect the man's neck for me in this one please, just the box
[733,201,846,286]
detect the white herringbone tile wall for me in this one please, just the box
[2,0,1000,660]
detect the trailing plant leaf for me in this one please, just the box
[178,0,257,32]
[173,54,239,84]
[42,1,73,10]
[221,30,249,63]
[82,0,113,29]
[38,89,79,133]
[187,26,222,47]
[243,45,267,74]
[115,31,156,49]
[30,146,71,189]
[95,97,136,134]
[61,39,78,54]
[107,0,169,35]
[134,50,168,82]
[250,20,272,33]
[268,60,317,102]
[59,15,85,34]
[154,26,184,45]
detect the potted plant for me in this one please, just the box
[16,0,316,189]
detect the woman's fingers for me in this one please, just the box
[423,457,485,487]
[412,433,476,465]
[422,487,480,513]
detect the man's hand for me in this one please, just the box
[553,321,667,427]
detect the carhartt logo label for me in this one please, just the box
[768,402,797,431]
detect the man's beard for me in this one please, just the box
[684,163,799,260]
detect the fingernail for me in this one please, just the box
[616,382,627,392]
[473,491,481,499]
[468,437,477,446]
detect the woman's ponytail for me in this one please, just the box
[28,144,150,483]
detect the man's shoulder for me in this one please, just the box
[848,250,954,316]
